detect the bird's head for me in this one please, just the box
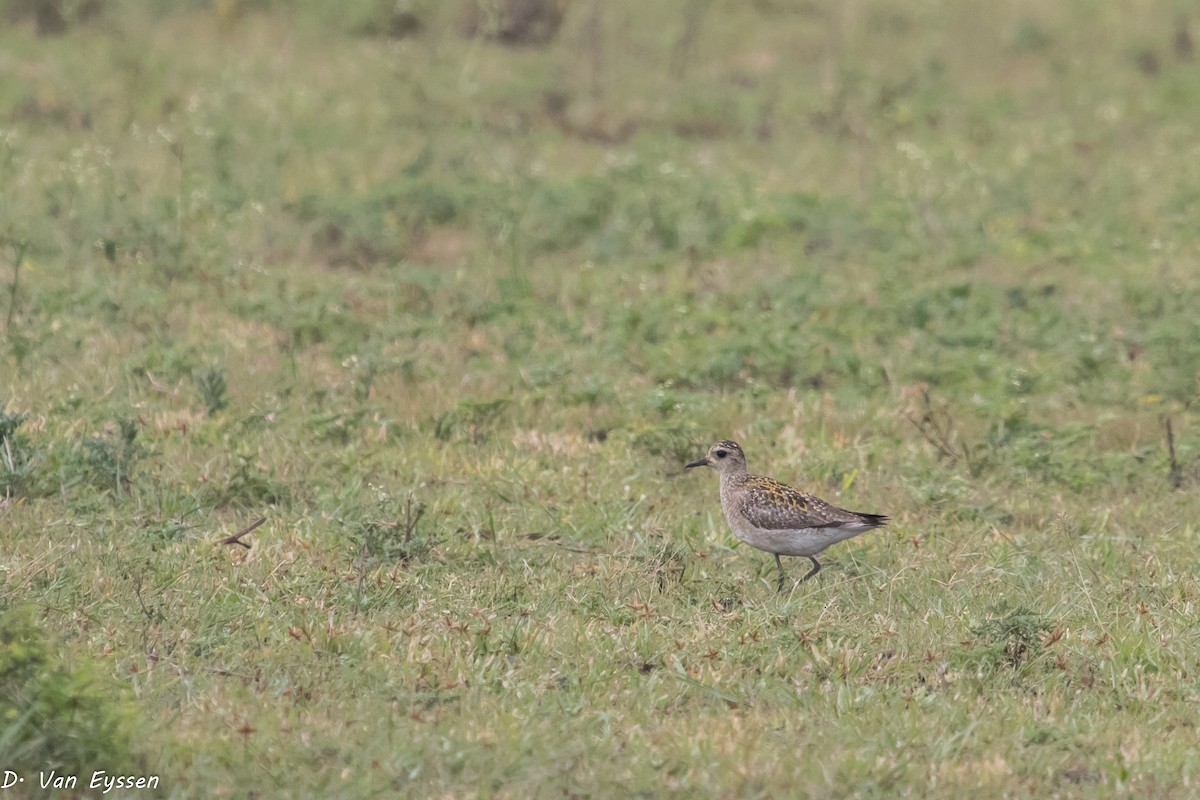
[685,440,747,475]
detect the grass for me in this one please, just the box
[2,0,1200,796]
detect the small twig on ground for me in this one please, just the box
[585,0,604,99]
[220,517,266,549]
[669,0,713,79]
[1165,417,1183,490]
[402,496,426,548]
[5,240,27,331]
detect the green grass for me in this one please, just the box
[3,0,1200,796]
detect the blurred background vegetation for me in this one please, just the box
[2,0,1199,796]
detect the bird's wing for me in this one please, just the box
[738,476,873,530]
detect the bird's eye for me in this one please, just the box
[716,450,728,459]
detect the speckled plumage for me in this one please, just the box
[687,440,887,591]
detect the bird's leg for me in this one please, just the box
[774,553,787,593]
[799,556,821,583]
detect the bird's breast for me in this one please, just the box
[728,524,863,557]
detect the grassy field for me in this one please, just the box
[3,0,1200,796]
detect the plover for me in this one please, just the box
[686,440,887,592]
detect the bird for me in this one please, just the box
[686,440,887,592]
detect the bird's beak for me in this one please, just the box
[685,457,710,469]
